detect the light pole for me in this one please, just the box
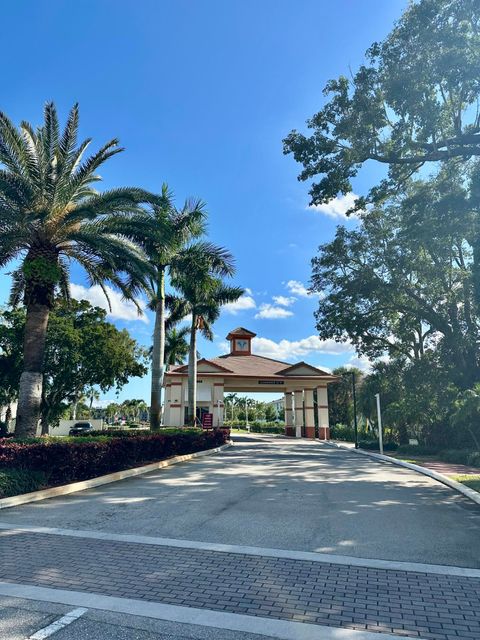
[349,371,359,449]
[245,397,250,432]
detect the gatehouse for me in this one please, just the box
[163,328,336,438]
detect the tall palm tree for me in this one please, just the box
[0,103,157,437]
[170,255,243,425]
[224,392,238,422]
[87,387,100,413]
[135,186,205,429]
[164,326,190,366]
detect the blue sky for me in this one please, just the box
[0,0,406,403]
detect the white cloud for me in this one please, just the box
[308,192,362,219]
[70,283,148,323]
[345,354,373,373]
[252,335,354,361]
[272,295,296,307]
[254,304,294,320]
[223,295,256,315]
[285,280,313,297]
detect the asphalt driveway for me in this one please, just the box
[2,434,480,567]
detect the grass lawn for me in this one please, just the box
[449,475,480,493]
[396,456,480,494]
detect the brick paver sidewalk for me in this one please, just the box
[411,460,480,476]
[1,531,479,639]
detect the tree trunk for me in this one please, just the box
[187,314,198,426]
[150,268,166,430]
[15,303,50,438]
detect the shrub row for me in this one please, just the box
[224,421,285,434]
[357,439,398,451]
[0,468,47,498]
[0,429,228,487]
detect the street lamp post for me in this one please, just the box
[350,371,359,449]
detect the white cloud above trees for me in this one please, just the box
[70,283,148,323]
[285,280,312,297]
[272,295,296,306]
[308,192,361,219]
[223,295,257,314]
[254,304,294,319]
[252,335,354,360]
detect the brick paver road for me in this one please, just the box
[1,529,479,639]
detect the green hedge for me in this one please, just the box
[0,468,47,498]
[226,422,285,434]
[0,429,228,490]
[358,439,398,451]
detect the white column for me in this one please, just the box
[294,389,304,438]
[213,382,224,428]
[284,391,294,436]
[317,386,330,440]
[304,389,315,439]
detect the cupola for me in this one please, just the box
[226,327,256,355]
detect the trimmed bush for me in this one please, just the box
[330,424,356,441]
[0,468,47,498]
[358,439,398,451]
[0,429,228,487]
[396,444,441,456]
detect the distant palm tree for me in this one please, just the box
[164,326,190,366]
[224,393,238,422]
[170,251,243,424]
[0,103,157,437]
[86,387,100,413]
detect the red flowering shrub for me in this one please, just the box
[0,429,228,487]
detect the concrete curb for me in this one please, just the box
[0,441,233,510]
[325,441,480,506]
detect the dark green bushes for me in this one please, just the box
[0,468,47,498]
[0,428,228,489]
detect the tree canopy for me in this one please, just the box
[0,299,148,431]
[284,0,480,210]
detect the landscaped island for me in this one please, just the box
[0,428,228,499]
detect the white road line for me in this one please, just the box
[0,582,421,640]
[28,607,87,639]
[0,521,479,578]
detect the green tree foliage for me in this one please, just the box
[0,308,23,408]
[0,300,147,433]
[164,326,190,366]
[313,164,480,446]
[312,164,479,390]
[284,0,480,209]
[327,367,363,428]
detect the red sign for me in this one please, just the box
[202,413,213,429]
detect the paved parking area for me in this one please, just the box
[2,436,480,639]
[3,436,480,566]
[1,528,479,639]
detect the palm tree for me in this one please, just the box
[224,393,238,422]
[86,387,100,414]
[170,254,243,425]
[164,326,190,366]
[0,103,157,437]
[135,186,205,429]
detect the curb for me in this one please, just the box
[325,441,480,506]
[0,441,233,510]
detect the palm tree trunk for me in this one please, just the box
[150,268,166,430]
[187,314,198,426]
[15,303,50,438]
